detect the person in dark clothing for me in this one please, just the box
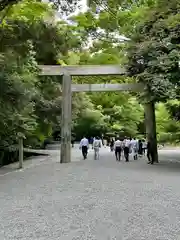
[71,140,75,147]
[110,139,114,152]
[147,140,155,164]
[147,141,151,163]
[71,136,75,147]
[138,140,143,156]
[90,137,94,149]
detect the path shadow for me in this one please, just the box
[133,152,180,174]
[151,160,180,173]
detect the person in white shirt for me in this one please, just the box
[79,137,89,160]
[123,137,131,162]
[93,136,102,160]
[130,138,138,160]
[114,137,123,161]
[103,139,107,148]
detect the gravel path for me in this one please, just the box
[1,148,180,240]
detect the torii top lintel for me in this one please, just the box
[39,65,126,76]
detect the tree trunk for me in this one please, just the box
[144,101,158,163]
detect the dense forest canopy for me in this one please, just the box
[0,0,180,165]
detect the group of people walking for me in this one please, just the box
[110,137,146,162]
[79,136,154,164]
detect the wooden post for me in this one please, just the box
[144,101,158,163]
[18,137,23,168]
[60,74,72,163]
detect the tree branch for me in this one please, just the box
[0,0,20,12]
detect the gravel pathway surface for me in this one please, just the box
[1,147,180,240]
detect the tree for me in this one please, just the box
[0,0,81,64]
[156,102,180,144]
[0,0,83,15]
[1,0,179,167]
[69,0,179,163]
[126,0,180,101]
[0,0,19,12]
[0,42,38,165]
[72,93,107,138]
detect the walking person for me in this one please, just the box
[90,137,94,149]
[142,139,147,155]
[110,138,114,152]
[103,138,107,148]
[79,136,89,160]
[147,139,155,164]
[138,139,143,157]
[93,136,102,160]
[123,137,131,162]
[130,137,138,160]
[114,137,123,161]
[71,135,75,148]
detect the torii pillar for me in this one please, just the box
[60,74,72,163]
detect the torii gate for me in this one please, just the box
[39,65,158,163]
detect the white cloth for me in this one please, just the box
[114,140,122,148]
[80,138,89,147]
[130,139,138,156]
[130,139,138,149]
[142,142,147,148]
[124,139,131,148]
[93,139,102,148]
[103,139,107,146]
[131,148,137,157]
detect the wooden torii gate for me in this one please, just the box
[39,65,158,163]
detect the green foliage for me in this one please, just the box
[1,0,180,167]
[73,95,107,138]
[2,0,53,21]
[156,103,180,143]
[0,44,38,153]
[0,0,20,12]
[125,0,180,101]
[0,0,81,14]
